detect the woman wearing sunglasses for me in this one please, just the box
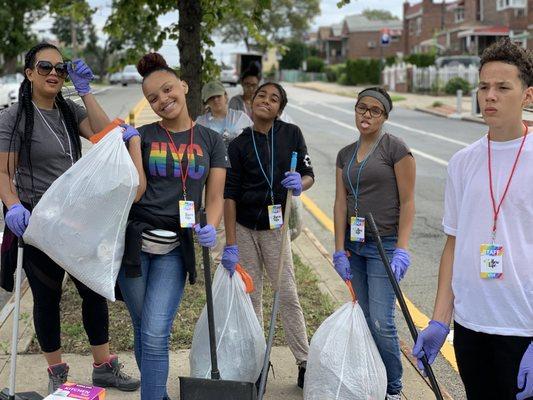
[0,42,142,393]
[332,87,416,399]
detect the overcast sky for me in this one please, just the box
[33,0,410,66]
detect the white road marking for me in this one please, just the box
[288,103,449,167]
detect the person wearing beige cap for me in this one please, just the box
[196,80,252,148]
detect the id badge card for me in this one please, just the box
[350,217,365,242]
[480,244,503,279]
[268,204,283,230]
[179,200,196,228]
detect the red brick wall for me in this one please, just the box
[404,0,446,54]
[345,31,404,59]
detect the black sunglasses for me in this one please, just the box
[35,60,69,79]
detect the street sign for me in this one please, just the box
[380,28,391,46]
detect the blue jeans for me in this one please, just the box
[345,234,402,395]
[118,247,187,400]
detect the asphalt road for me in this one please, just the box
[0,84,143,313]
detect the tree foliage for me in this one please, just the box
[0,0,47,73]
[104,0,269,118]
[218,0,320,51]
[362,9,398,21]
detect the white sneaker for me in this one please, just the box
[386,394,401,400]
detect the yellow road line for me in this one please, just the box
[300,193,458,371]
[124,98,149,124]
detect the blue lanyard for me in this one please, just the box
[251,125,275,204]
[346,133,382,216]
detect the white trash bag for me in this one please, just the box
[24,127,139,301]
[190,264,266,383]
[304,300,387,400]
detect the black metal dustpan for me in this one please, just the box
[366,213,444,400]
[179,210,257,400]
[0,239,44,400]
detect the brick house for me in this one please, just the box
[403,0,447,54]
[404,0,531,55]
[341,15,403,60]
[316,23,344,64]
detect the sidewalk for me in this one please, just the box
[0,227,450,399]
[292,81,533,126]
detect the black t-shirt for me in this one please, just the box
[136,122,229,219]
[225,119,314,230]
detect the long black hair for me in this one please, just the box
[7,42,82,206]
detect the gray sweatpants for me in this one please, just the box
[236,223,309,364]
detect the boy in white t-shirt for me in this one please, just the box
[412,39,533,399]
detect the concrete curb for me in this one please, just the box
[414,107,486,125]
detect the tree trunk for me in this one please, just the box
[178,0,203,120]
[2,57,18,74]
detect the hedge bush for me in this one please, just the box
[444,77,471,95]
[342,59,381,85]
[306,56,325,73]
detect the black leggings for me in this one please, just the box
[23,244,109,353]
[454,321,532,400]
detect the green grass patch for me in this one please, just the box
[432,101,444,108]
[28,251,335,354]
[390,95,406,102]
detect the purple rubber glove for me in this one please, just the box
[67,59,94,96]
[333,250,352,281]
[390,248,411,281]
[120,124,140,143]
[281,171,302,196]
[194,224,216,248]
[221,245,239,277]
[412,320,450,373]
[5,203,31,238]
[517,343,533,400]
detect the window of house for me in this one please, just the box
[416,17,422,36]
[497,0,526,10]
[409,19,414,35]
[455,7,465,22]
[391,35,400,42]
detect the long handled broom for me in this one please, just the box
[367,213,444,400]
[257,151,298,400]
[0,238,44,400]
[179,209,257,400]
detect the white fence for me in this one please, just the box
[382,64,479,92]
[381,63,408,92]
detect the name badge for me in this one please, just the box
[179,200,196,228]
[350,217,365,242]
[268,204,283,230]
[480,244,503,279]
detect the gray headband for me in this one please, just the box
[357,90,391,115]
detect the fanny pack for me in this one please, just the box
[141,229,180,255]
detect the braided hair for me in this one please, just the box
[7,42,82,206]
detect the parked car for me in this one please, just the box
[121,65,142,86]
[220,64,238,86]
[435,55,480,68]
[108,71,123,84]
[0,73,24,108]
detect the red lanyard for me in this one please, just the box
[487,123,528,240]
[160,119,194,201]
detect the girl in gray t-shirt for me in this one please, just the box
[332,87,416,398]
[0,42,141,393]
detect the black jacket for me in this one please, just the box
[122,204,197,284]
[224,119,314,230]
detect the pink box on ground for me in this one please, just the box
[44,383,106,400]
